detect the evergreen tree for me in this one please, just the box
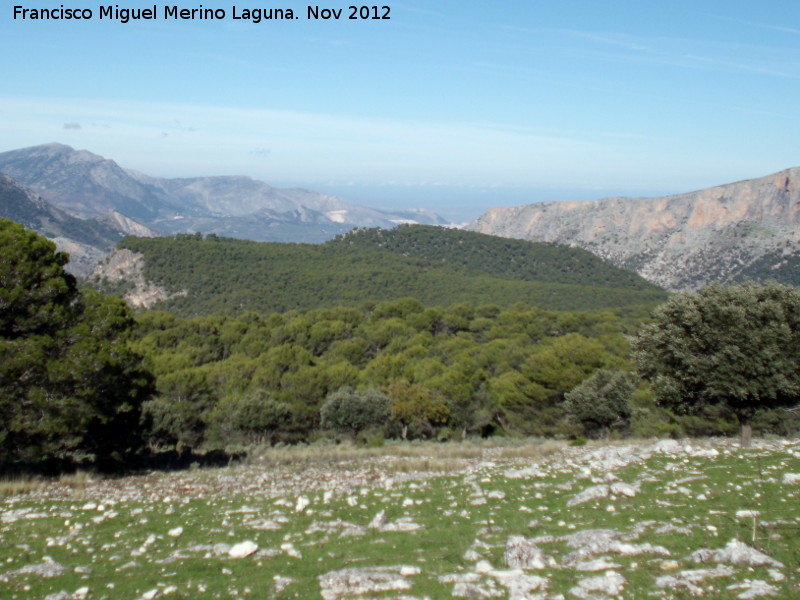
[633,282,800,447]
[0,219,152,466]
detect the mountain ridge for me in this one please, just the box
[0,143,449,244]
[466,167,800,290]
[0,173,158,276]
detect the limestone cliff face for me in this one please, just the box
[466,168,800,290]
[88,248,185,309]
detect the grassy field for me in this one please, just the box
[1,438,798,599]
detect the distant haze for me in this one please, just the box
[284,183,683,224]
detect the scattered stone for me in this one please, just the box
[307,520,367,537]
[736,510,761,519]
[492,570,548,599]
[609,482,637,498]
[8,558,67,578]
[689,539,784,568]
[727,579,780,599]
[369,510,387,530]
[228,541,258,559]
[168,526,184,537]
[463,549,483,562]
[651,439,680,454]
[274,575,297,593]
[781,473,800,485]
[452,582,503,598]
[319,566,418,600]
[655,565,735,595]
[570,571,625,598]
[280,542,302,559]
[296,496,310,512]
[504,536,552,569]
[567,485,609,507]
[768,569,785,582]
[504,466,545,479]
[574,558,621,572]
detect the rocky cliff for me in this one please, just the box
[87,248,186,309]
[466,168,800,290]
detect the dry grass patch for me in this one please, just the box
[0,476,46,497]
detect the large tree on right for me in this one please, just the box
[633,282,800,447]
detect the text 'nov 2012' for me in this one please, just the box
[10,5,392,23]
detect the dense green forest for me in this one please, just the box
[328,225,657,289]
[134,301,638,449]
[4,218,799,471]
[101,226,667,317]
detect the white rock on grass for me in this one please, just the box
[280,542,302,559]
[727,579,780,599]
[8,558,67,578]
[369,510,387,530]
[168,527,183,537]
[655,565,735,595]
[574,558,621,571]
[228,541,258,559]
[318,566,418,600]
[782,473,800,484]
[273,576,297,593]
[689,539,784,568]
[567,485,609,507]
[491,570,548,599]
[295,496,310,512]
[570,571,625,599]
[504,536,552,569]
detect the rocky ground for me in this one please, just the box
[2,438,799,599]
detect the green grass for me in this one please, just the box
[1,439,799,599]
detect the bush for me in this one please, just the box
[320,387,391,437]
[564,370,635,438]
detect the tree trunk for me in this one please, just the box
[740,421,753,449]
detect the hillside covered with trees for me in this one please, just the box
[94,226,667,317]
[3,218,799,471]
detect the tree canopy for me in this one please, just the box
[0,219,152,467]
[633,282,800,446]
[97,228,666,316]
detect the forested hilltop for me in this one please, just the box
[91,226,667,317]
[3,218,799,470]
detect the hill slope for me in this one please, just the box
[89,228,666,316]
[330,225,660,291]
[466,168,800,290]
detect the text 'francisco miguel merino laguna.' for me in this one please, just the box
[11,5,392,23]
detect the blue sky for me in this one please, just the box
[2,1,799,221]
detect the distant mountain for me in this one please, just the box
[0,143,449,244]
[466,168,800,290]
[88,227,667,316]
[0,173,157,276]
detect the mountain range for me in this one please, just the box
[466,168,800,290]
[0,143,447,273]
[3,142,799,293]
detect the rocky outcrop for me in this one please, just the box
[467,168,800,290]
[88,248,185,309]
